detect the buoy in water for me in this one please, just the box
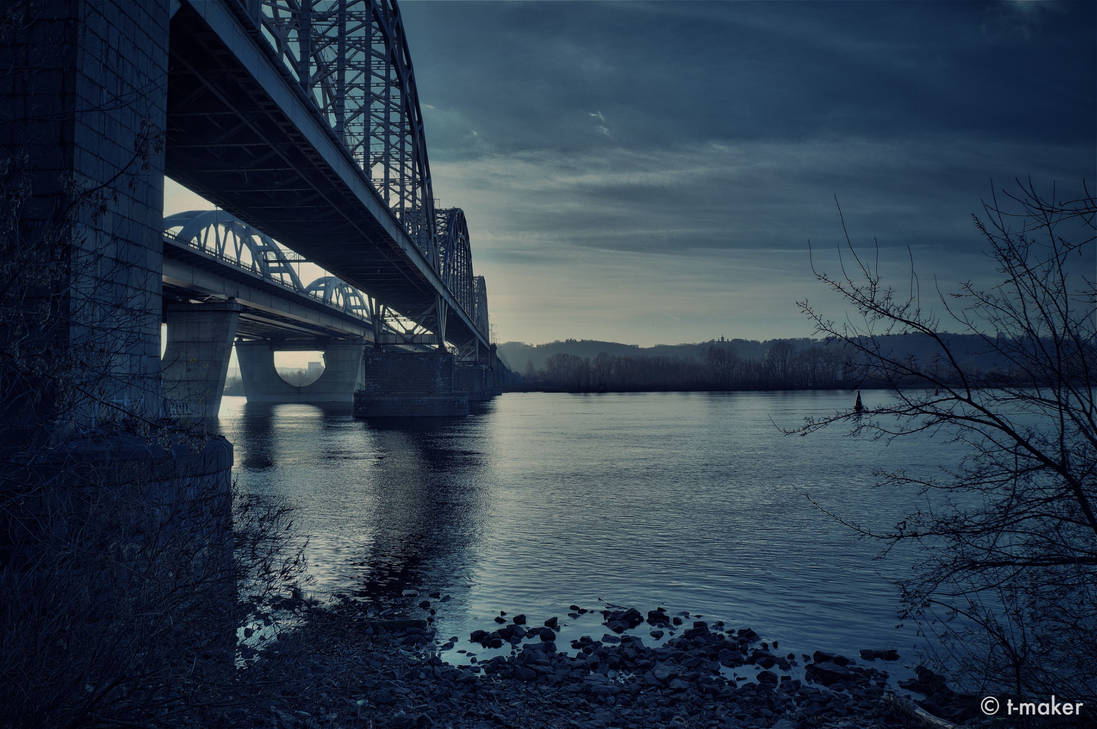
[854,391,864,413]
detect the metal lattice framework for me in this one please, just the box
[473,275,489,338]
[246,0,436,262]
[164,210,376,324]
[232,0,491,343]
[435,207,474,317]
[304,276,371,319]
[164,210,305,290]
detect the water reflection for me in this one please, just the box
[219,397,488,627]
[347,420,488,617]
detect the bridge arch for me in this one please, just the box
[435,207,474,318]
[163,209,305,291]
[304,276,372,321]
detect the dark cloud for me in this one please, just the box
[397,0,1094,344]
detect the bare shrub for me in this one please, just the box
[794,179,1097,701]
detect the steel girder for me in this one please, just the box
[247,0,436,264]
[228,0,491,341]
[473,275,489,339]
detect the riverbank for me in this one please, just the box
[187,597,1013,729]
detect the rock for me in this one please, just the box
[650,629,664,639]
[646,609,671,627]
[859,648,900,661]
[898,665,948,695]
[652,662,678,681]
[805,660,856,686]
[367,618,429,633]
[493,616,506,624]
[526,626,554,642]
[603,607,644,633]
[717,648,742,667]
[811,650,851,666]
[512,614,526,625]
[668,678,689,691]
[418,600,431,609]
[756,670,779,686]
[544,616,559,630]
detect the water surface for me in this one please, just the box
[221,391,956,664]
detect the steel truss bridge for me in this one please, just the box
[163,209,484,351]
[167,0,493,357]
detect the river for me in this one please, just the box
[220,390,962,668]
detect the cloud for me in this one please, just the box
[588,110,611,137]
[434,134,1089,258]
[432,132,1090,344]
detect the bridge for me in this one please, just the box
[162,208,498,412]
[2,0,506,424]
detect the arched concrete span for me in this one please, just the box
[236,341,365,404]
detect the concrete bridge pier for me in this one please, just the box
[353,350,469,417]
[455,362,493,402]
[237,340,365,404]
[162,301,242,419]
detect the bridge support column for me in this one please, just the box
[353,350,469,417]
[455,362,493,402]
[237,341,364,404]
[162,301,241,419]
[0,0,172,427]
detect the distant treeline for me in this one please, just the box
[504,335,1056,392]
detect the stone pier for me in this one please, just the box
[455,362,493,402]
[353,350,469,417]
[162,301,241,419]
[1,0,173,426]
[236,340,365,404]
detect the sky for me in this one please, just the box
[166,0,1095,346]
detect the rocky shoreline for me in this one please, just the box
[183,595,1029,729]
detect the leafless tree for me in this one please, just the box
[794,179,1096,701]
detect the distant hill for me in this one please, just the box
[498,338,776,374]
[499,333,1023,386]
